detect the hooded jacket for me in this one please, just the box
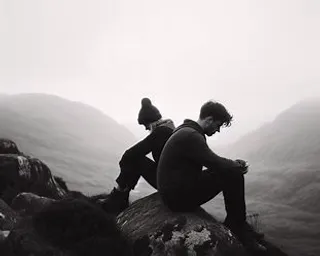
[157,119,241,193]
[120,119,175,166]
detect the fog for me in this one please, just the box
[1,0,319,143]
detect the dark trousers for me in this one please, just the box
[161,168,246,225]
[116,156,157,190]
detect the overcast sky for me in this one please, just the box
[0,0,319,142]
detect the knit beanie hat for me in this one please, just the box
[138,98,162,125]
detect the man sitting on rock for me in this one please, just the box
[102,98,175,214]
[157,100,266,253]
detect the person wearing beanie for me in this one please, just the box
[101,98,175,214]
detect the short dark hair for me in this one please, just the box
[199,101,233,127]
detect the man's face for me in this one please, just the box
[204,117,223,136]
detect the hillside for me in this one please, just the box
[0,93,136,194]
[208,99,320,256]
[221,98,320,165]
[215,99,320,211]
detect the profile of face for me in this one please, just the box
[143,123,151,131]
[203,116,223,136]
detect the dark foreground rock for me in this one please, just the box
[117,193,289,256]
[1,197,133,256]
[11,192,56,216]
[0,139,20,155]
[117,193,246,256]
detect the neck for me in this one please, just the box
[197,118,206,130]
[150,119,163,131]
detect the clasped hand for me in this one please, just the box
[235,159,249,174]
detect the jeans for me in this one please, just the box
[116,156,157,190]
[161,168,246,225]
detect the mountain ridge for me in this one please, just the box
[0,93,136,194]
[207,98,320,256]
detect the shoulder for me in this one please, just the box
[152,125,174,135]
[142,126,173,143]
[170,127,204,143]
[175,126,202,136]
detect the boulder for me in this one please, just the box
[2,216,68,256]
[0,154,67,204]
[117,193,289,256]
[1,197,133,256]
[11,192,56,216]
[0,139,20,154]
[117,192,246,256]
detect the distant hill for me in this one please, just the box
[216,98,320,212]
[222,99,320,165]
[207,99,320,256]
[0,93,136,194]
[123,121,149,140]
[126,98,320,256]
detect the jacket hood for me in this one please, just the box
[151,119,175,131]
[175,119,205,136]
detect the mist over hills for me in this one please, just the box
[0,93,136,194]
[214,98,320,211]
[123,122,149,140]
[1,94,319,255]
[207,99,320,256]
[220,98,320,165]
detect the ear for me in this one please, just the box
[206,116,213,123]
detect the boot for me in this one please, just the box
[99,188,130,215]
[224,222,267,254]
[236,229,267,254]
[243,221,265,240]
[223,220,264,240]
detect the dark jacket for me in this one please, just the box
[120,119,175,166]
[157,119,241,193]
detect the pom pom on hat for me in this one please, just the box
[141,98,152,107]
[138,98,162,125]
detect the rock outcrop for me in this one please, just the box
[0,140,67,204]
[0,192,133,256]
[0,138,289,256]
[0,139,20,155]
[0,139,133,255]
[117,193,246,256]
[11,192,55,216]
[117,192,289,256]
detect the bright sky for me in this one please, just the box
[1,0,319,142]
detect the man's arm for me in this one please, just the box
[186,132,242,171]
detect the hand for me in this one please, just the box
[241,164,249,174]
[235,159,249,174]
[235,159,247,167]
